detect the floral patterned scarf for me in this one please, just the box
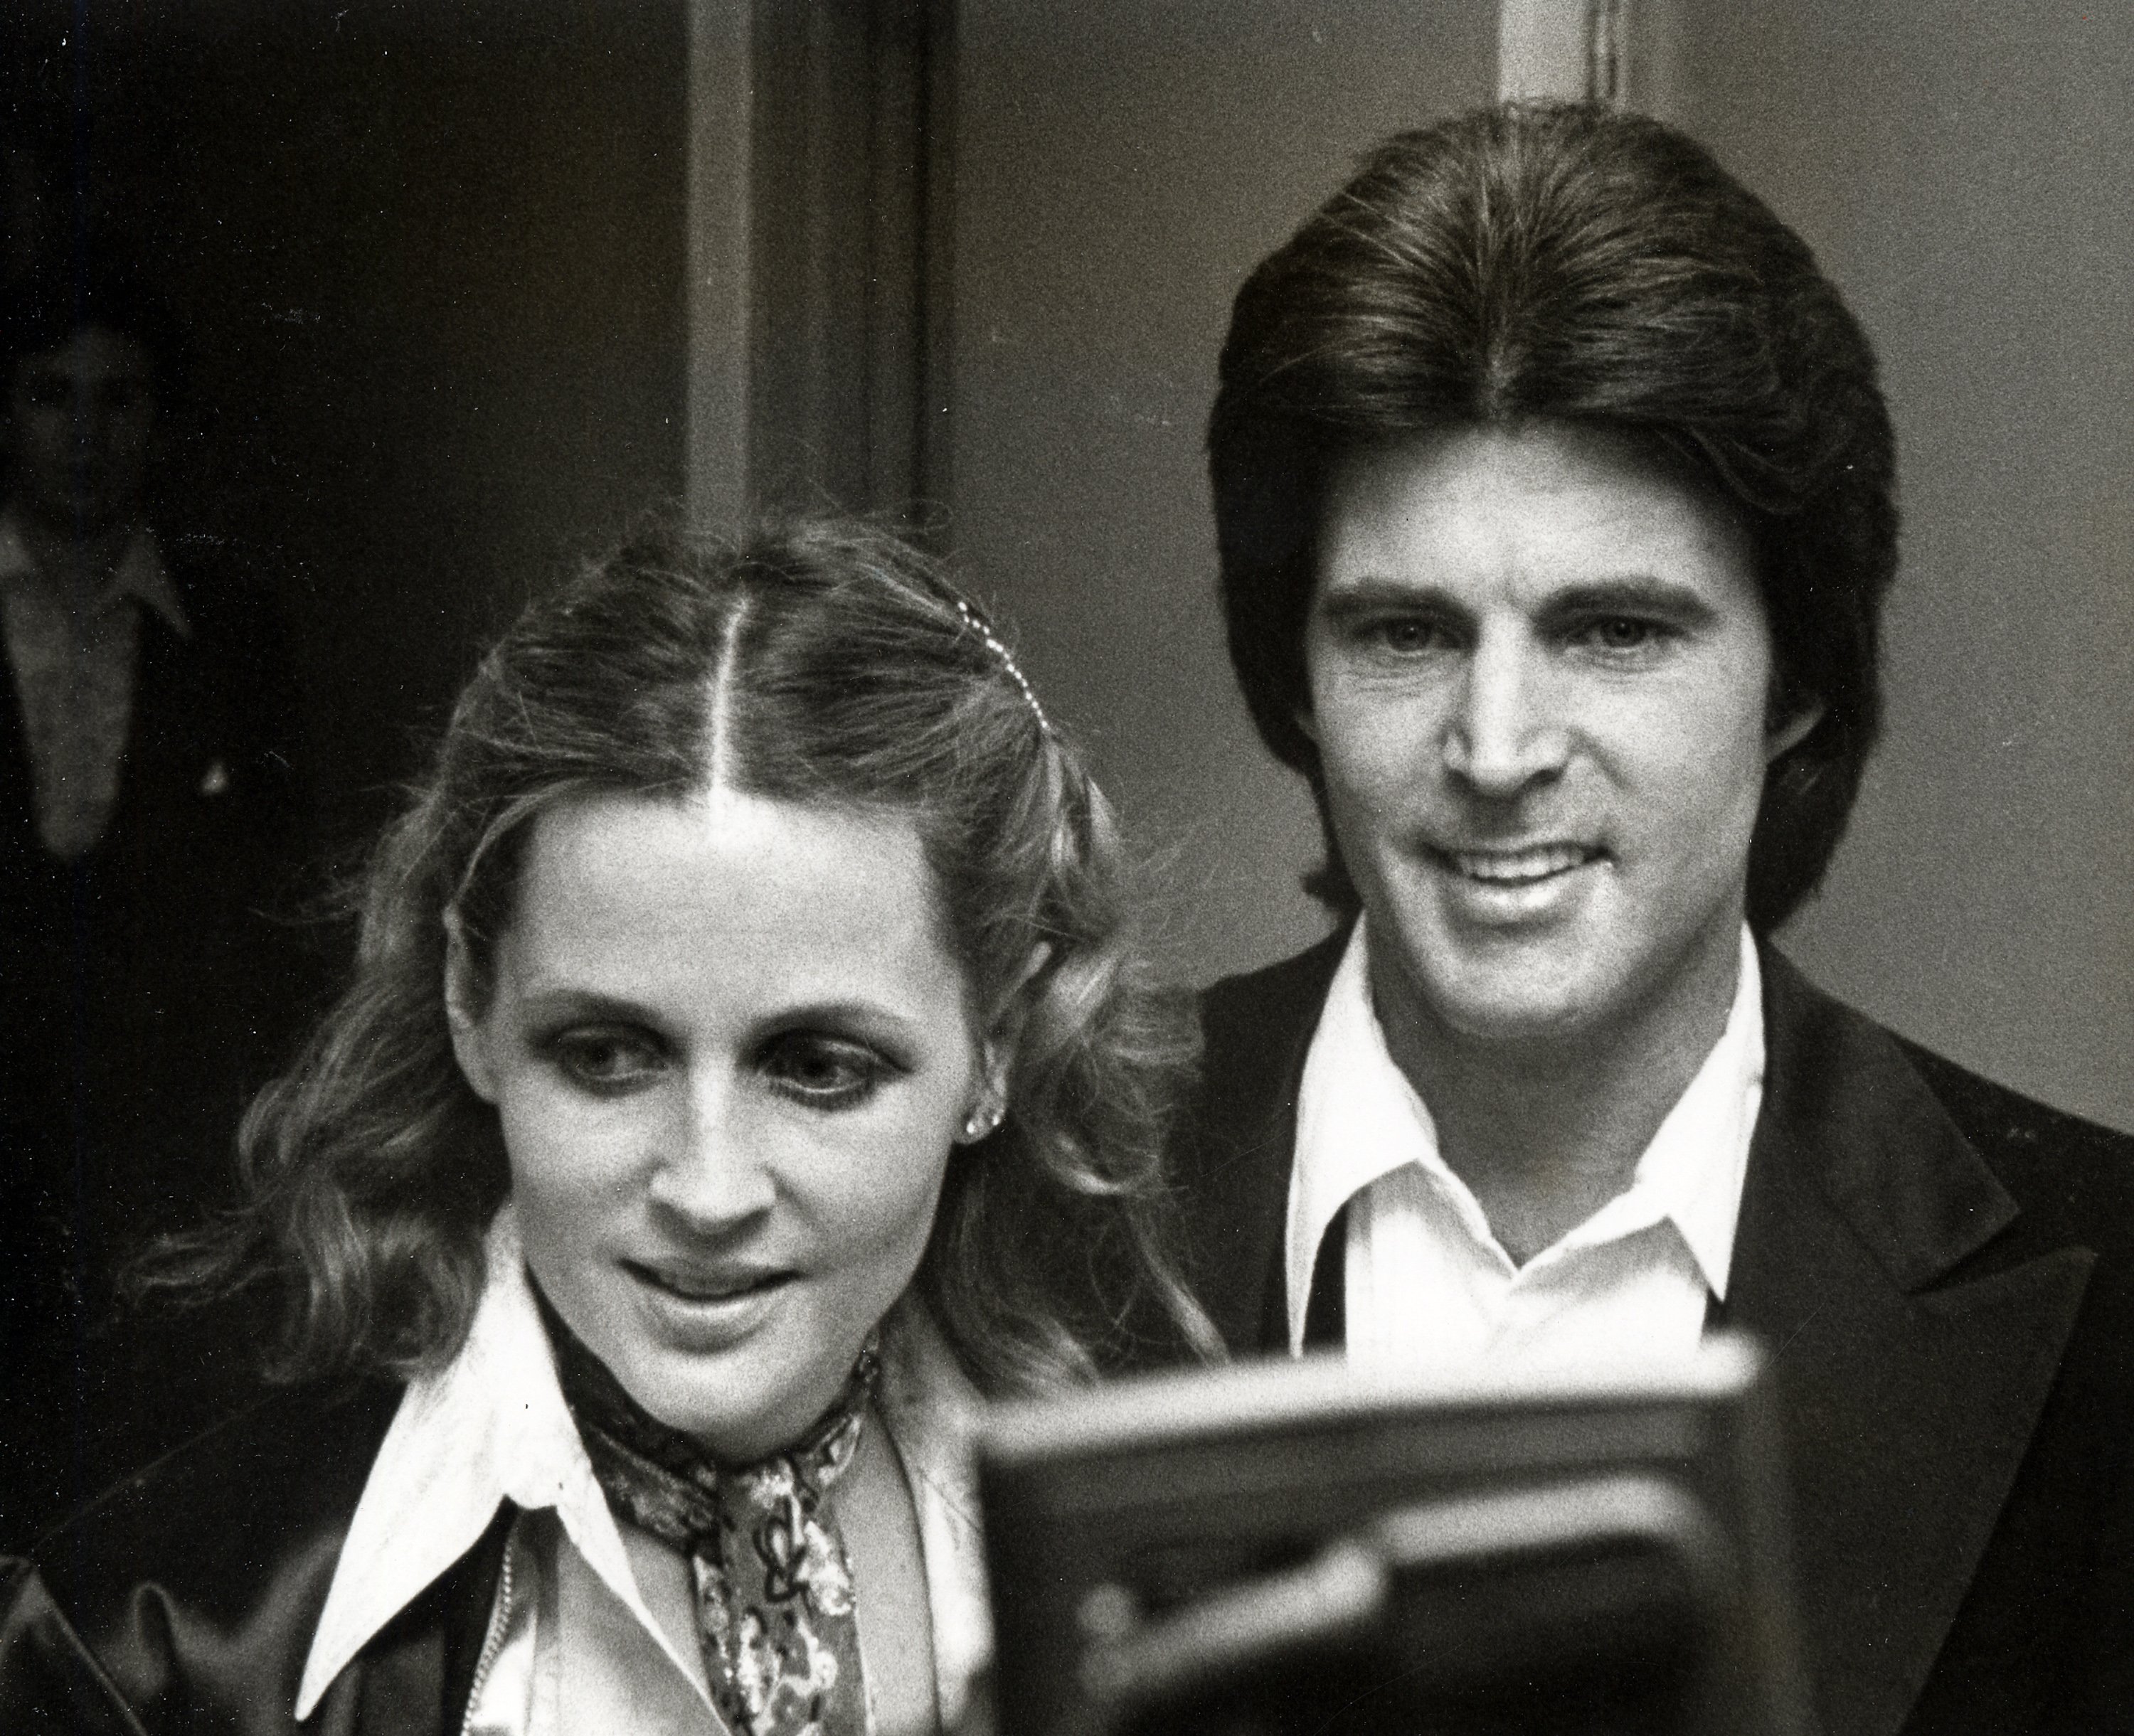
[541,1292,880,1736]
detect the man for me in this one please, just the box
[1174,105,2133,1734]
[0,254,314,1536]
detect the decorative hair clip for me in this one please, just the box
[955,597,1051,735]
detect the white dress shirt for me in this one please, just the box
[297,1204,992,1735]
[0,509,187,858]
[1285,921,1765,1378]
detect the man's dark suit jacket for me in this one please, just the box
[1169,932,2134,1736]
[0,550,319,1541]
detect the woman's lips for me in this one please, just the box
[626,1260,794,1304]
[625,1260,797,1352]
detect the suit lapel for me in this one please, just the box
[1186,932,1347,1356]
[1724,950,2092,1736]
[0,631,41,851]
[110,603,215,842]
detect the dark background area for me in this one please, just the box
[0,0,694,1537]
[1,0,689,864]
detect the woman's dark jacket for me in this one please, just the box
[0,1384,509,1734]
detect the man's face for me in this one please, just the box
[1302,422,1812,1055]
[6,324,158,537]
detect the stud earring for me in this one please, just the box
[962,1100,1004,1141]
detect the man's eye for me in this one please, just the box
[546,1028,664,1093]
[1366,617,1448,655]
[1576,616,1667,653]
[761,1034,893,1108]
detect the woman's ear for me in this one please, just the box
[956,942,1052,1142]
[1766,693,1827,762]
[442,911,500,1104]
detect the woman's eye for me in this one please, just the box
[760,1034,893,1108]
[546,1028,664,1093]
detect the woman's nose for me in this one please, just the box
[644,1077,777,1227]
[1440,634,1571,796]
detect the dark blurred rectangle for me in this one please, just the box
[980,1336,1805,1736]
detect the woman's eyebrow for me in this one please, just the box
[514,986,652,1022]
[755,999,930,1047]
[514,985,931,1040]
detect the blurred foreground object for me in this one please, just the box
[982,1336,1803,1736]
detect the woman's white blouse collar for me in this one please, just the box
[295,1203,990,1725]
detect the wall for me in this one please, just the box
[947,0,1495,975]
[1662,3,2134,1131]
[2,1,689,858]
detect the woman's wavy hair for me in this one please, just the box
[1209,102,1899,930]
[161,518,1218,1396]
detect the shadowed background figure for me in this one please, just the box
[0,247,318,1538]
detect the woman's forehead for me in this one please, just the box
[497,790,972,1023]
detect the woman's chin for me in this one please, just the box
[600,1299,868,1463]
[624,1257,795,1356]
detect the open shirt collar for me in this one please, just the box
[1287,920,1763,1352]
[295,1205,703,1720]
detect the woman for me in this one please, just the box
[0,518,1216,1733]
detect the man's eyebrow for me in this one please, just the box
[1312,577,1472,619]
[1313,573,1724,622]
[1540,577,1724,624]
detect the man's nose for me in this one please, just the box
[645,1075,778,1228]
[1440,634,1571,795]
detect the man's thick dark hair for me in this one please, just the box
[1208,102,1898,931]
[0,245,186,403]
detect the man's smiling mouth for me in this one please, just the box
[1432,843,1603,885]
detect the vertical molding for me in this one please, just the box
[1497,0,1588,100]
[910,0,957,533]
[687,0,949,527]
[1497,0,1639,104]
[686,0,753,531]
[1586,0,1627,104]
[862,0,956,524]
[864,1,923,512]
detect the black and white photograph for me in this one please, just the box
[1,4,2129,1732]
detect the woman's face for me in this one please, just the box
[449,789,989,1461]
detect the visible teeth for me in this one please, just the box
[650,1269,774,1301]
[1450,845,1591,883]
